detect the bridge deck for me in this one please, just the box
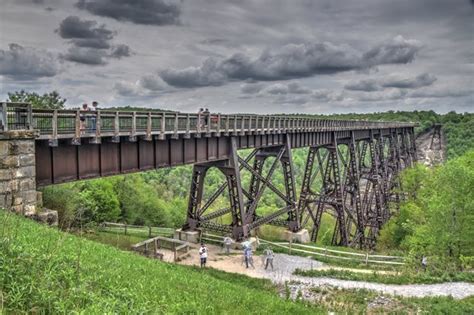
[0,103,415,188]
[1,102,414,141]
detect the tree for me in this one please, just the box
[7,90,66,109]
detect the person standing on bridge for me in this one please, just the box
[199,243,208,268]
[80,103,88,134]
[203,108,210,128]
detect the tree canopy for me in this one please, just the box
[7,90,66,110]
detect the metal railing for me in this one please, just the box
[0,102,33,131]
[1,102,416,139]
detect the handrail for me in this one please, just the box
[2,102,416,139]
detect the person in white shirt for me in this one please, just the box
[223,236,233,254]
[199,243,208,268]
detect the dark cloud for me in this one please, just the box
[58,16,115,49]
[110,44,132,58]
[0,43,59,80]
[114,81,139,96]
[61,47,107,65]
[382,73,437,89]
[57,16,131,65]
[362,35,421,66]
[160,36,422,88]
[287,82,312,94]
[76,0,181,26]
[140,74,165,91]
[240,82,264,94]
[352,89,407,102]
[345,73,437,92]
[409,86,472,98]
[345,79,382,92]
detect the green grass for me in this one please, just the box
[0,210,320,314]
[268,244,402,271]
[79,230,147,251]
[294,268,474,285]
[306,286,474,314]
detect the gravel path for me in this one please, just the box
[178,246,474,299]
[254,254,474,299]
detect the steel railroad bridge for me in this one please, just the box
[1,103,416,247]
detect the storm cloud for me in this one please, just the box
[62,47,107,65]
[345,73,437,92]
[0,43,59,80]
[160,36,422,88]
[76,0,181,26]
[110,44,132,59]
[345,79,381,92]
[58,15,115,49]
[57,16,131,65]
[382,73,437,89]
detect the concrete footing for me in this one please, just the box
[174,229,201,243]
[284,229,310,243]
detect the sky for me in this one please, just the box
[0,0,473,114]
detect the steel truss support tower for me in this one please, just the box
[297,130,416,248]
[183,135,300,240]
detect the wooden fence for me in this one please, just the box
[258,239,405,266]
[201,232,405,266]
[132,236,190,262]
[100,222,174,238]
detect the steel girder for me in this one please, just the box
[298,129,415,248]
[183,135,299,240]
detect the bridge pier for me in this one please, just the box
[183,135,300,241]
[0,130,38,215]
[297,129,415,249]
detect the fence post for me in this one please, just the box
[130,112,137,141]
[365,252,369,265]
[185,113,190,138]
[27,103,33,130]
[173,112,179,139]
[95,110,101,140]
[289,238,292,255]
[160,112,166,140]
[50,110,58,146]
[0,103,7,132]
[113,111,120,142]
[124,223,127,235]
[148,226,152,238]
[146,112,152,141]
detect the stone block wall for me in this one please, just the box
[0,130,37,215]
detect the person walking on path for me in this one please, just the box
[263,246,274,270]
[243,245,254,269]
[223,236,233,254]
[199,243,208,268]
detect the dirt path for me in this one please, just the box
[171,244,474,299]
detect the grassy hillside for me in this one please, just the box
[0,210,319,314]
